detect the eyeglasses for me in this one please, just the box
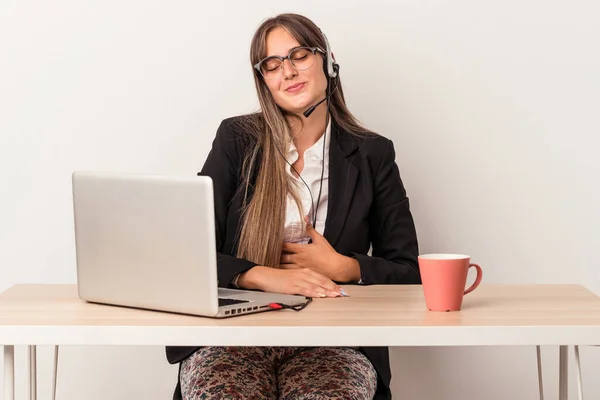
[254,46,325,80]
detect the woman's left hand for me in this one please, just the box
[280,218,361,283]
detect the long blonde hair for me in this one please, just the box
[234,13,371,267]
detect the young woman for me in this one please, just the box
[167,13,420,400]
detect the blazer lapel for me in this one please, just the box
[323,121,359,247]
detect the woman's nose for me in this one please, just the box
[281,58,297,79]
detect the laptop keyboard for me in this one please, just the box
[218,298,250,307]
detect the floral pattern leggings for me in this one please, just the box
[180,346,377,399]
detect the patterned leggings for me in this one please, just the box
[180,346,377,400]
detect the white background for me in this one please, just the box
[1,0,599,399]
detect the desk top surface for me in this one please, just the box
[1,284,600,346]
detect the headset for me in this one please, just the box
[292,28,339,232]
[261,27,340,232]
[303,29,339,118]
[301,29,339,231]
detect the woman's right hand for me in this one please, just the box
[237,266,343,298]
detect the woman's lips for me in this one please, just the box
[286,82,306,93]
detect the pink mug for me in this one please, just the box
[418,254,483,311]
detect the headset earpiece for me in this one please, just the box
[320,29,338,79]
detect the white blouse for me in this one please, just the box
[283,120,331,244]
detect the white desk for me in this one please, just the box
[2,284,600,399]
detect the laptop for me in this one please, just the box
[72,171,307,318]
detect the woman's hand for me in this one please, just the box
[237,266,343,298]
[279,218,361,283]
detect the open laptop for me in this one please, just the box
[72,171,307,318]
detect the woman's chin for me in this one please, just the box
[283,98,318,116]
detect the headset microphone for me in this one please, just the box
[302,64,339,118]
[303,95,328,118]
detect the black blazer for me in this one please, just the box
[166,115,421,400]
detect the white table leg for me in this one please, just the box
[559,345,569,400]
[28,345,37,400]
[537,346,545,400]
[4,345,15,400]
[574,346,583,400]
[52,345,59,400]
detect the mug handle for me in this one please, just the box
[464,263,483,295]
